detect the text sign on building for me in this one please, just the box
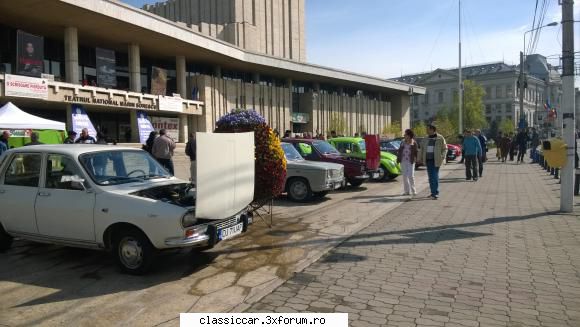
[158,95,183,112]
[150,116,180,140]
[4,74,48,100]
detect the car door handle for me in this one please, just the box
[38,192,51,197]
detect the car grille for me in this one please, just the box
[214,215,242,229]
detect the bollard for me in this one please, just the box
[551,167,555,175]
[555,168,559,179]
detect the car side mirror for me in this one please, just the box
[70,180,86,191]
[61,175,87,191]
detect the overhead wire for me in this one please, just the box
[421,0,455,72]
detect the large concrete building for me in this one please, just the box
[143,0,306,62]
[393,55,562,130]
[0,0,422,143]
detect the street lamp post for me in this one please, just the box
[520,22,558,130]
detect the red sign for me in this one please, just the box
[364,135,380,170]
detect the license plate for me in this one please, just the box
[372,173,379,178]
[218,223,243,240]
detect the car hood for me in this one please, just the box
[379,151,397,161]
[102,177,186,195]
[287,159,343,170]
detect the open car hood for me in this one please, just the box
[195,132,255,220]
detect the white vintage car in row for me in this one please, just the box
[0,133,255,274]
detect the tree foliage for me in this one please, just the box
[328,114,347,136]
[413,120,428,137]
[442,79,487,132]
[382,121,402,138]
[499,119,515,135]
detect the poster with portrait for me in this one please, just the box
[17,30,44,77]
[150,66,167,95]
[96,48,117,88]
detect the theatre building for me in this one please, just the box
[0,0,423,143]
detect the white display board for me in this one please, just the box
[195,132,255,220]
[4,74,48,100]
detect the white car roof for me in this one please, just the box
[6,144,140,157]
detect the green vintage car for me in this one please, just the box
[328,137,401,181]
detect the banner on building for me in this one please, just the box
[150,116,179,141]
[96,48,117,88]
[158,95,183,112]
[4,74,48,100]
[16,30,44,77]
[150,66,167,95]
[137,111,155,144]
[71,105,98,141]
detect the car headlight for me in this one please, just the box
[182,210,196,228]
[326,170,332,180]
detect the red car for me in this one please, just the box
[283,139,370,187]
[447,144,462,161]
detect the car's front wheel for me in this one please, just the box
[0,225,13,252]
[287,178,313,202]
[373,165,388,182]
[113,228,156,275]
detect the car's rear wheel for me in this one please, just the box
[0,225,13,252]
[349,179,364,187]
[113,228,156,275]
[287,178,313,202]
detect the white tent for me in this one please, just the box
[0,102,65,130]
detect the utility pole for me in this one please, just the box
[560,0,575,213]
[519,51,525,129]
[458,0,463,134]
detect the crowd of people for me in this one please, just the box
[495,128,540,164]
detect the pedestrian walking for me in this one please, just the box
[515,129,527,163]
[64,131,77,144]
[474,129,487,177]
[495,132,503,160]
[75,128,97,144]
[508,132,516,161]
[499,133,511,162]
[0,131,10,156]
[151,129,176,175]
[419,124,447,200]
[462,129,482,181]
[185,132,197,184]
[24,132,43,146]
[397,129,418,196]
[143,131,157,153]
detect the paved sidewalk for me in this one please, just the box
[249,160,580,327]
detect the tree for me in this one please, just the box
[413,120,428,137]
[499,118,515,135]
[328,114,347,136]
[382,121,402,138]
[443,79,487,131]
[432,115,459,144]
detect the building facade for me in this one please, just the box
[143,0,306,62]
[393,55,562,130]
[0,0,421,143]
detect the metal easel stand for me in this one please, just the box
[249,198,274,228]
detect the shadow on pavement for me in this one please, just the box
[0,243,218,307]
[212,210,561,257]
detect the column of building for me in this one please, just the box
[64,27,79,131]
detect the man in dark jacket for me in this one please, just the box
[185,132,197,184]
[0,131,10,156]
[474,129,487,177]
[515,129,528,164]
[64,131,77,144]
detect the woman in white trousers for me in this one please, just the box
[397,129,418,196]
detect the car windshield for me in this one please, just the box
[312,141,340,155]
[79,150,170,185]
[282,143,304,161]
[358,141,366,152]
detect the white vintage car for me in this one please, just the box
[0,133,255,274]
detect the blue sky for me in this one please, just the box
[124,0,578,80]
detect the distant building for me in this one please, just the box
[143,0,306,62]
[392,54,563,130]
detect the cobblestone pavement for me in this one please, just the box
[249,160,580,327]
